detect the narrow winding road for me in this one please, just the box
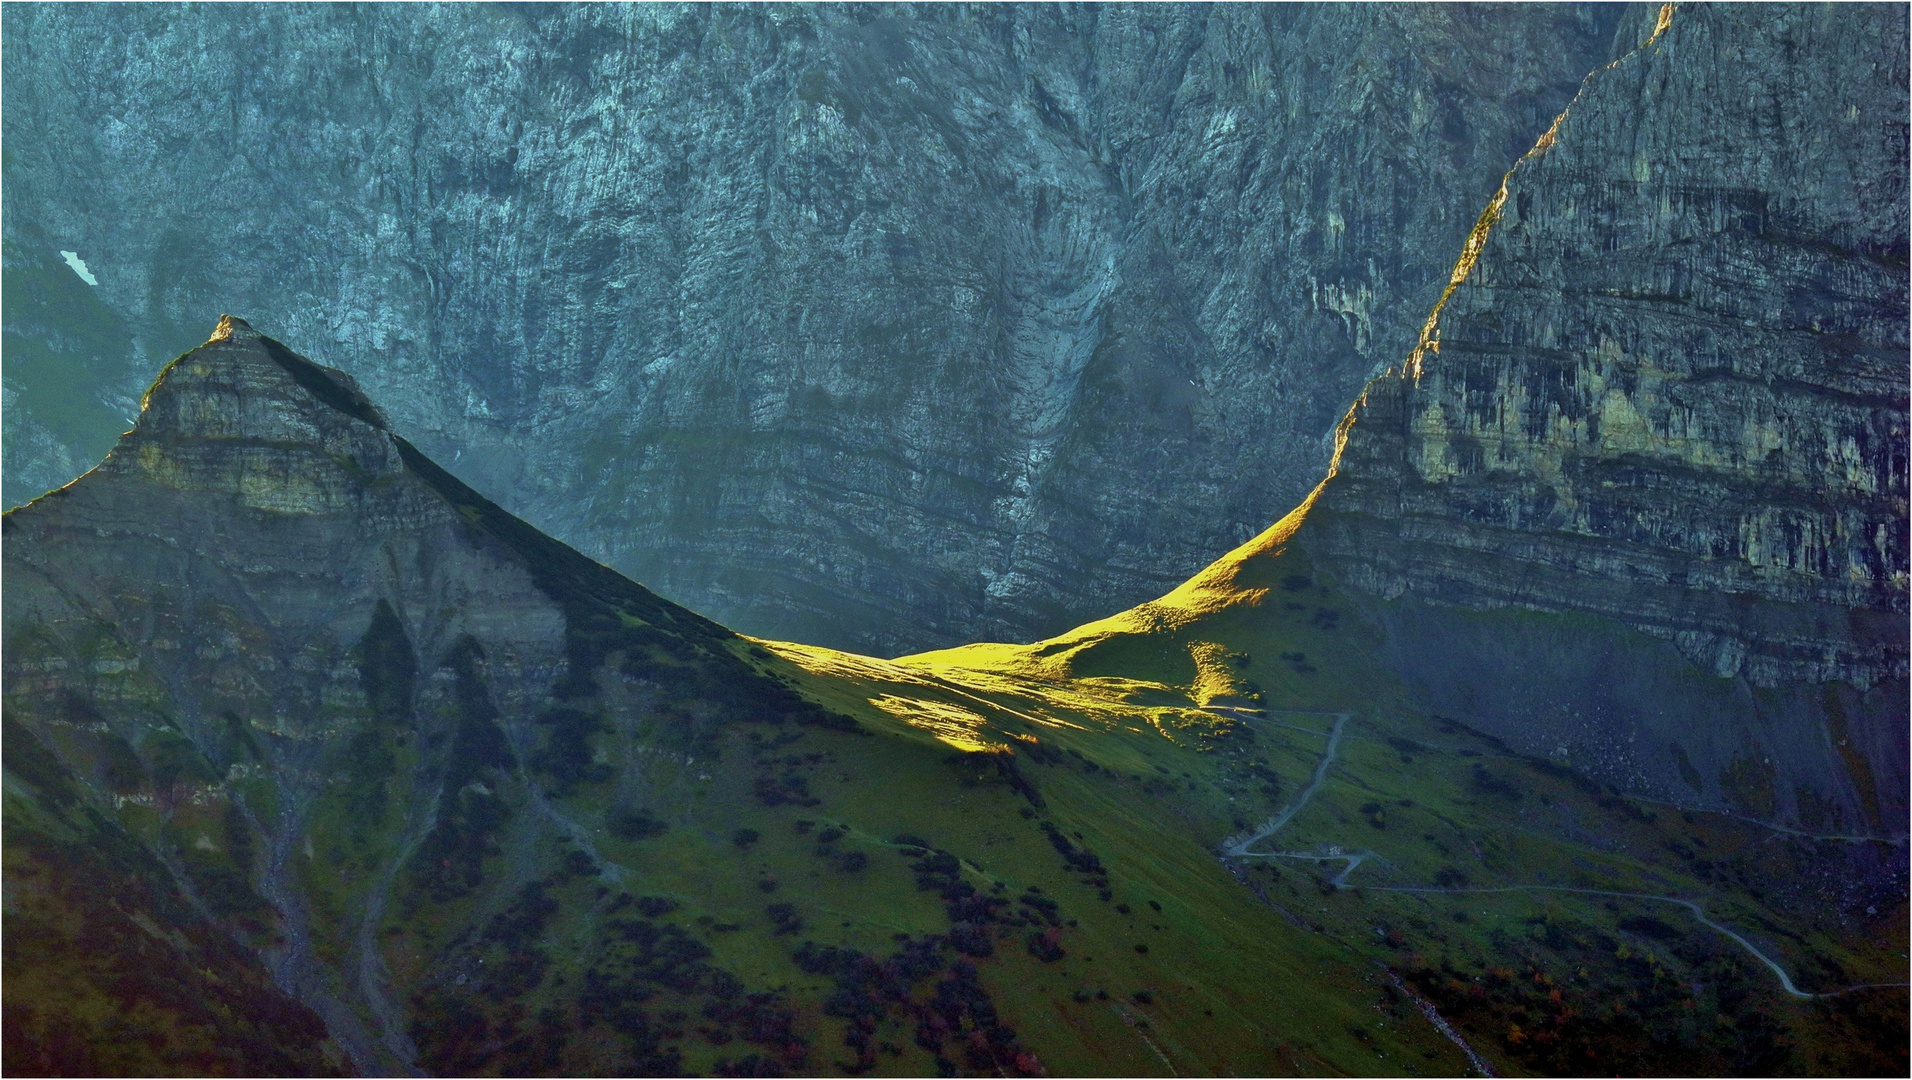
[1369,883,1909,1000]
[1217,711,1347,858]
[1210,709,1908,1003]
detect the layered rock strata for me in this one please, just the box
[1301,3,1909,831]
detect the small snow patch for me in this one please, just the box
[59,250,98,286]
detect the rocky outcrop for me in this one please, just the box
[1301,4,1908,831]
[7,316,572,739]
[2,3,1626,653]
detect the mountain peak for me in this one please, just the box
[101,318,398,513]
[139,316,388,439]
[207,312,263,344]
[83,317,719,642]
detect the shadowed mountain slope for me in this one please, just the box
[5,314,1905,1077]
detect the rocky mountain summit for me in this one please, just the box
[3,317,963,1074]
[2,315,716,1071]
[4,2,1629,653]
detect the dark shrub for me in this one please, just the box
[608,809,668,840]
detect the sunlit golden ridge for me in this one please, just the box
[1405,2,1677,380]
[760,4,1686,752]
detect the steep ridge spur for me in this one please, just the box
[2,317,870,1075]
[1295,2,1909,833]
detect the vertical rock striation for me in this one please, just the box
[2,3,1623,653]
[1302,4,1908,831]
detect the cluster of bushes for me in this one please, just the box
[1245,760,1284,801]
[478,880,560,996]
[921,962,1043,1076]
[1386,736,1425,764]
[529,706,612,793]
[607,808,668,840]
[765,903,804,936]
[346,599,412,829]
[1017,889,1061,926]
[1398,910,1799,1076]
[702,992,804,1073]
[908,847,1012,959]
[944,750,1045,807]
[1469,764,1524,803]
[409,878,568,1073]
[544,913,812,1075]
[1020,886,1068,962]
[781,823,869,873]
[1037,821,1109,894]
[753,770,820,807]
[1025,930,1065,963]
[407,637,514,904]
[791,936,1041,1077]
[911,850,1006,925]
[411,989,574,1076]
[1360,801,1388,830]
[584,918,719,1003]
[608,893,680,918]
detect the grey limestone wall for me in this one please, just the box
[3,2,1627,653]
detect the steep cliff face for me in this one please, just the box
[1301,4,1909,831]
[2,2,1624,653]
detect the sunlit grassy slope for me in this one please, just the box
[5,326,1902,1077]
[753,491,1908,1077]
